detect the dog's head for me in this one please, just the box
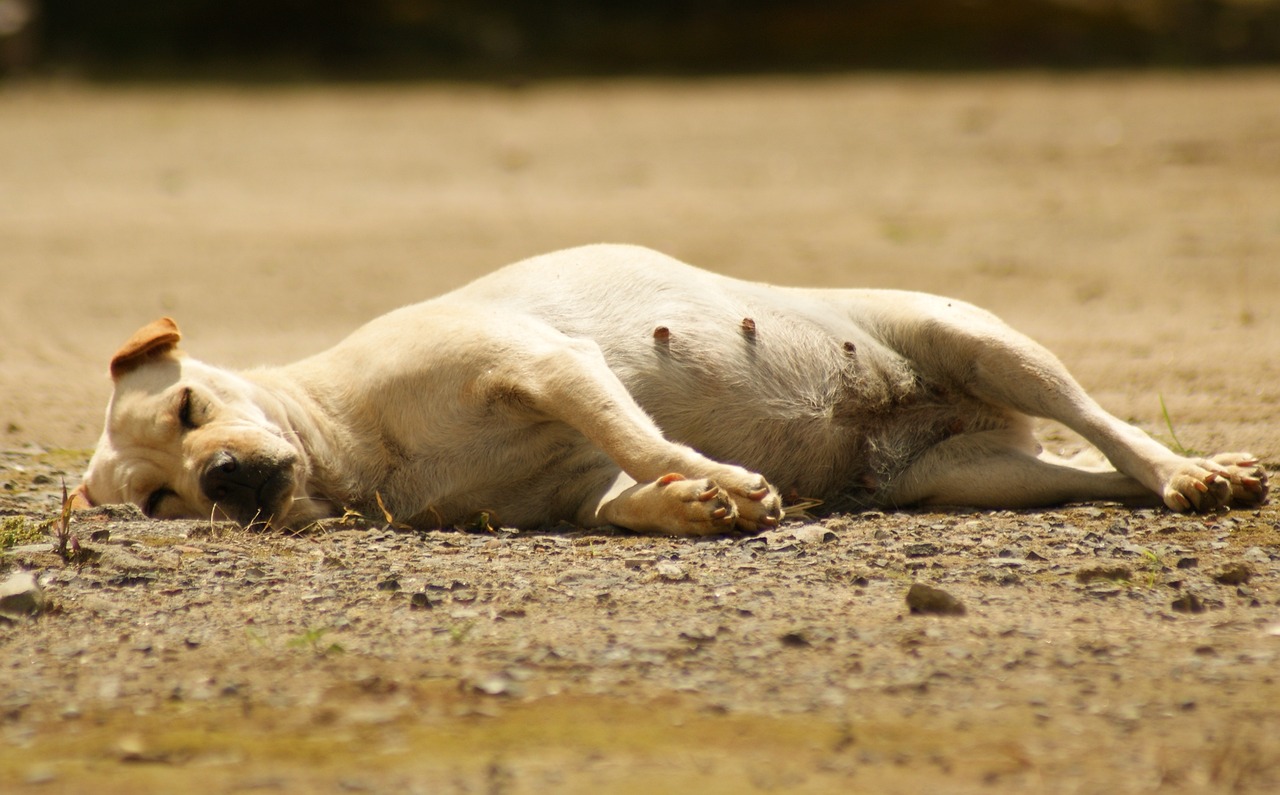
[76,318,310,528]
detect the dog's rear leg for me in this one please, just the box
[886,426,1159,508]
[511,335,783,534]
[873,296,1268,511]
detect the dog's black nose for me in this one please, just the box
[200,451,240,502]
[200,450,292,526]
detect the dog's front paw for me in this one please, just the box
[596,473,740,536]
[1204,453,1268,506]
[597,469,782,536]
[651,473,742,535]
[1161,453,1269,512]
[699,467,783,533]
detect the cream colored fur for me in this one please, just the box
[77,245,1269,535]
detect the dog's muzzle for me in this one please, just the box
[200,450,296,527]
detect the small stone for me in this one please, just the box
[1171,593,1206,614]
[655,561,688,582]
[779,630,813,648]
[409,593,432,610]
[793,526,835,544]
[0,571,45,618]
[1213,563,1252,586]
[1075,566,1131,584]
[906,583,966,616]
[904,542,941,558]
[376,578,401,592]
[116,734,149,762]
[1243,547,1272,565]
[470,673,522,698]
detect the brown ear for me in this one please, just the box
[109,317,183,379]
[69,483,96,509]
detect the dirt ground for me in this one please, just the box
[2,73,1279,793]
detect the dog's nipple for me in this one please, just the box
[653,326,671,344]
[741,317,757,339]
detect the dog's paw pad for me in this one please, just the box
[654,475,740,535]
[720,474,783,533]
[1162,453,1269,512]
[1206,453,1270,506]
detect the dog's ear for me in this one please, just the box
[109,317,183,380]
[69,483,95,509]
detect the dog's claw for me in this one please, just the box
[698,487,720,502]
[748,487,770,501]
[712,507,729,520]
[658,473,686,486]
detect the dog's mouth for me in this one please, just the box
[200,450,297,528]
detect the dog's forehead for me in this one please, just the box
[107,357,245,418]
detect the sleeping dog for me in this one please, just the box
[75,245,1269,535]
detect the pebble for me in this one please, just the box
[655,561,689,582]
[1242,547,1272,564]
[1075,566,1131,584]
[793,526,836,544]
[905,583,966,616]
[1213,563,1252,586]
[904,542,942,558]
[0,570,45,618]
[1171,593,1206,614]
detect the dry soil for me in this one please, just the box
[2,73,1279,793]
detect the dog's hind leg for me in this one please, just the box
[883,425,1160,509]
[861,293,1269,511]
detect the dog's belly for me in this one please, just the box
[609,313,980,503]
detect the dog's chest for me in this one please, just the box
[368,416,613,529]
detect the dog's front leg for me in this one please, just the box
[508,335,782,535]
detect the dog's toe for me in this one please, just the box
[1161,453,1269,512]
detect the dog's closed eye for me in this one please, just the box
[178,387,199,430]
[144,487,175,517]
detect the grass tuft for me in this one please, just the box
[1158,394,1201,457]
[0,516,44,549]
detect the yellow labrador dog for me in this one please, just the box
[76,245,1268,535]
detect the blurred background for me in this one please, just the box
[1,1,1278,458]
[4,0,1280,79]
